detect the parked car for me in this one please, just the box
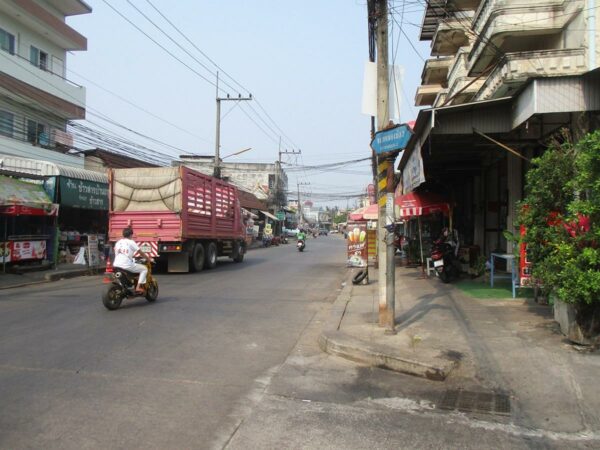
[319,229,328,236]
[283,227,299,236]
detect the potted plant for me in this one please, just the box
[518,130,600,344]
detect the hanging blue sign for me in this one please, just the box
[370,124,413,155]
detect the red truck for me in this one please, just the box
[108,166,246,272]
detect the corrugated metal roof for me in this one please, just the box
[0,155,108,183]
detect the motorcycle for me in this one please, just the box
[262,234,272,247]
[297,238,305,252]
[431,229,461,283]
[102,258,158,310]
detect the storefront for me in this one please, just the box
[0,156,109,267]
[0,175,59,271]
[47,172,109,266]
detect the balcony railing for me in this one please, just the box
[469,0,584,73]
[474,48,587,100]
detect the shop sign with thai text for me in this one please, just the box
[59,177,109,210]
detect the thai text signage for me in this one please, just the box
[347,223,368,268]
[370,124,412,155]
[59,177,108,210]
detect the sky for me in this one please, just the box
[66,0,431,208]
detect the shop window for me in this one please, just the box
[27,119,48,146]
[0,110,14,138]
[30,46,48,71]
[0,28,15,55]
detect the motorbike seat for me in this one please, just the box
[114,267,138,276]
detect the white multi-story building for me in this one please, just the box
[401,0,600,256]
[0,0,91,168]
[416,0,596,108]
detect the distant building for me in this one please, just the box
[176,155,288,212]
[0,0,91,167]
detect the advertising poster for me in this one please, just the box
[347,223,368,268]
[87,234,101,267]
[0,242,11,263]
[12,240,46,261]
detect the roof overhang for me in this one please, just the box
[399,96,513,171]
[0,155,107,182]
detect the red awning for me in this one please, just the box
[395,192,450,218]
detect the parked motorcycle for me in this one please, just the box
[297,238,305,252]
[430,229,461,283]
[102,258,158,310]
[262,235,273,247]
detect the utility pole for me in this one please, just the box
[297,181,310,226]
[214,72,252,178]
[278,146,301,210]
[371,0,396,333]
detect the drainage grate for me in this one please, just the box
[438,390,511,416]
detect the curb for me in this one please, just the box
[44,268,100,282]
[318,272,457,381]
[0,267,104,290]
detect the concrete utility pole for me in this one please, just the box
[214,72,252,178]
[297,181,310,226]
[277,145,301,212]
[371,0,396,333]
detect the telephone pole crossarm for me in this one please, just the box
[214,72,253,178]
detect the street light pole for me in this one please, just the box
[214,72,252,178]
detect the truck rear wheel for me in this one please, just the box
[232,241,244,263]
[205,242,217,269]
[190,243,205,272]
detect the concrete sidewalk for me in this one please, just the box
[320,265,600,436]
[0,263,105,290]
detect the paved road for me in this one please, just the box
[1,236,591,449]
[0,237,346,449]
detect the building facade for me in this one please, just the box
[402,0,600,257]
[0,0,90,168]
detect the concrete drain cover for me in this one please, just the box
[438,390,511,416]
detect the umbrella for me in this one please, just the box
[349,204,378,221]
[394,192,450,265]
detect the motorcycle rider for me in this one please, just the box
[113,227,154,294]
[297,229,307,250]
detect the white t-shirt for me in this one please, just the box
[113,238,140,269]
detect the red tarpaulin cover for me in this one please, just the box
[395,192,450,218]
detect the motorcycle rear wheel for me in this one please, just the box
[439,269,451,283]
[102,284,124,310]
[145,280,159,302]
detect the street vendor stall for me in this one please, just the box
[395,191,450,265]
[0,175,59,272]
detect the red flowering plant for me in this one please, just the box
[519,130,600,335]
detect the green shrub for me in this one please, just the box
[518,130,600,306]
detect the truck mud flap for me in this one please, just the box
[168,253,190,273]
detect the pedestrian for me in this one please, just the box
[113,227,154,294]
